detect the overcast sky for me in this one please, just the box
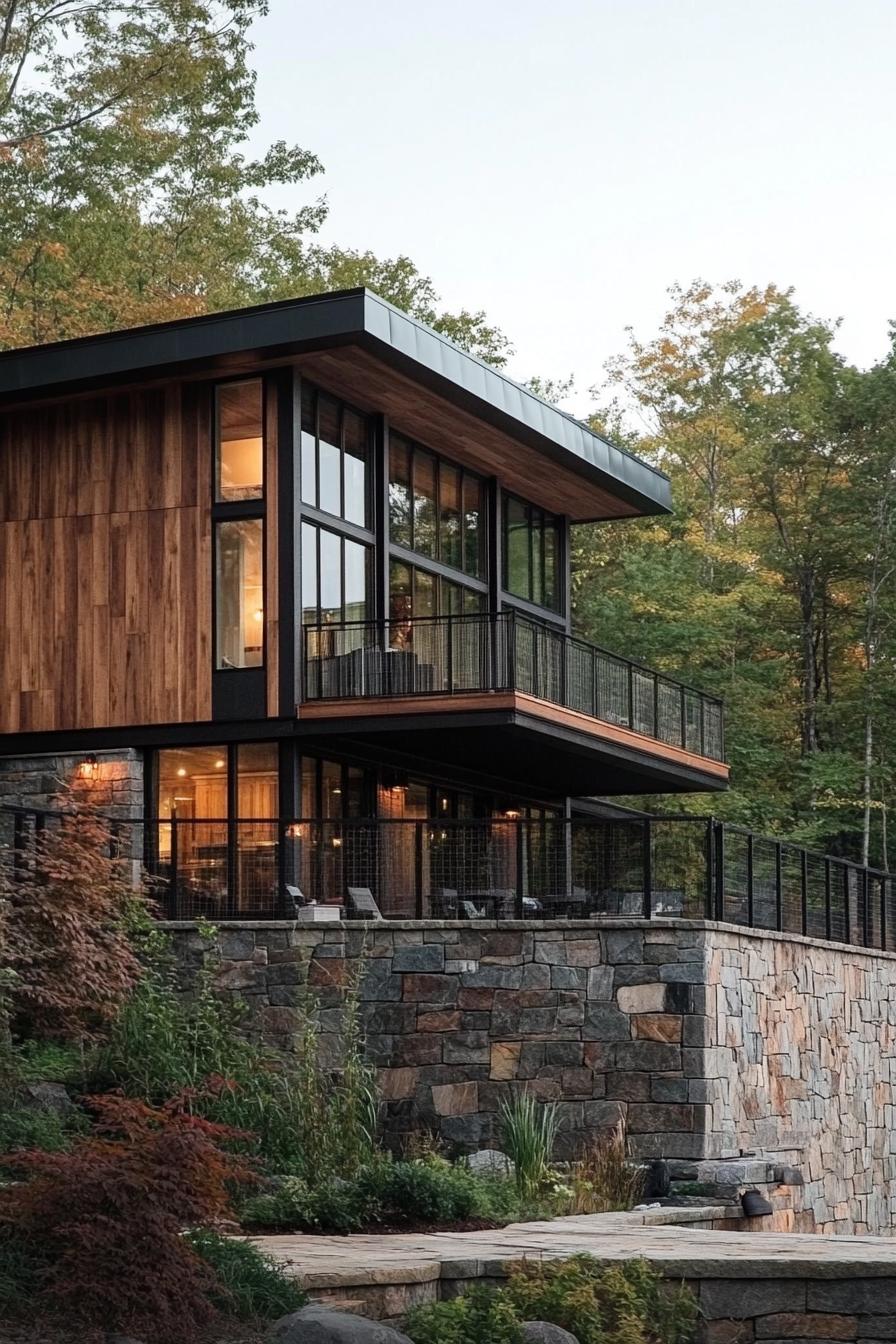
[248,0,895,413]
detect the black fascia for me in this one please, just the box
[0,289,671,522]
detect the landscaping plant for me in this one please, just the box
[405,1256,698,1344]
[185,1228,307,1320]
[0,1087,255,1342]
[0,807,147,1041]
[499,1090,561,1197]
[569,1123,646,1213]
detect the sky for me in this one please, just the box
[247,0,896,414]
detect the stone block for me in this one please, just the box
[308,957,351,987]
[755,1316,856,1340]
[583,1004,632,1041]
[627,1103,695,1132]
[651,1077,689,1104]
[583,1100,626,1129]
[520,963,552,989]
[379,1067,419,1100]
[552,965,587,990]
[701,1280,807,1319]
[810,1288,896,1316]
[440,1113,489,1148]
[432,1080,479,1116]
[218,930,255,960]
[458,987,495,1010]
[391,1035,443,1066]
[659,962,705,983]
[607,1072,650,1101]
[614,1041,682,1072]
[418,1010,462,1032]
[214,963,260,992]
[587,966,615,1000]
[490,1041,522,1080]
[402,973,458,1004]
[561,1067,595,1097]
[604,930,644,963]
[461,964,523,989]
[704,1321,755,1344]
[444,1031,491,1064]
[359,959,402,1002]
[856,1317,896,1339]
[481,931,527,961]
[545,1041,583,1066]
[617,982,668,1014]
[632,1013,682,1043]
[565,939,604,967]
[392,944,445,972]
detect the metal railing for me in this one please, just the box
[302,610,725,762]
[3,805,892,949]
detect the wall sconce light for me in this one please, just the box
[384,768,409,794]
[78,753,99,782]
[331,835,342,849]
[285,823,305,840]
[503,808,522,820]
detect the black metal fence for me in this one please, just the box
[302,611,725,763]
[2,805,893,950]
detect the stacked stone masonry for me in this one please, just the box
[164,917,896,1236]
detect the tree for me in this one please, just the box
[0,1,510,361]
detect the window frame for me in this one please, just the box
[212,377,267,673]
[300,518,374,629]
[388,432,487,583]
[300,380,373,529]
[501,490,565,618]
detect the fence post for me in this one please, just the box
[800,850,809,936]
[680,685,687,748]
[414,822,425,920]
[515,822,526,919]
[775,841,783,931]
[642,819,653,919]
[627,663,635,730]
[746,832,755,928]
[446,614,454,695]
[863,869,871,947]
[880,876,887,952]
[704,818,715,919]
[843,866,851,944]
[714,821,726,922]
[169,816,179,920]
[824,858,832,941]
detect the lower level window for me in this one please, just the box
[215,518,263,668]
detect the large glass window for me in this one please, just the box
[216,381,263,502]
[301,522,371,627]
[157,746,228,819]
[215,518,264,668]
[301,383,370,527]
[503,493,562,613]
[389,435,484,578]
[389,559,482,637]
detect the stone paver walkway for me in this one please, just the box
[254,1210,896,1291]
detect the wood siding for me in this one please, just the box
[0,385,212,734]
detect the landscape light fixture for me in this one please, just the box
[78,753,99,782]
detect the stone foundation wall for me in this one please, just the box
[0,749,143,818]
[163,916,896,1236]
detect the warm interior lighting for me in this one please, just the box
[285,823,305,839]
[177,767,187,778]
[503,808,522,820]
[215,759,225,769]
[253,608,264,622]
[78,753,99,782]
[331,836,342,848]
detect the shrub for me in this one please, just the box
[0,1103,88,1155]
[186,1228,307,1320]
[504,1255,698,1344]
[406,1284,523,1344]
[569,1124,646,1213]
[98,923,378,1179]
[499,1091,560,1196]
[0,806,147,1041]
[0,1088,255,1342]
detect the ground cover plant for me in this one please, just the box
[406,1256,699,1344]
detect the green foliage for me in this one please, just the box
[406,1258,697,1344]
[406,1285,523,1344]
[504,1256,698,1344]
[186,1228,307,1320]
[12,1040,89,1087]
[241,1154,491,1233]
[0,1103,88,1155]
[569,1129,646,1214]
[500,1091,560,1197]
[97,923,377,1179]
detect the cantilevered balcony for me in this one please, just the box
[299,612,728,795]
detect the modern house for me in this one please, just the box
[0,289,728,919]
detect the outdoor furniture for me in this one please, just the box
[346,886,384,920]
[461,899,486,919]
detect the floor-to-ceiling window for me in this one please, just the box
[503,492,562,615]
[214,381,266,671]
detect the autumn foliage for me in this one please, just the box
[0,1088,255,1341]
[0,807,147,1040]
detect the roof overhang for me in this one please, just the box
[0,289,671,522]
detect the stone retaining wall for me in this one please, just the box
[163,916,896,1236]
[0,748,142,818]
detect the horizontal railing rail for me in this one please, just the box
[301,610,726,763]
[2,805,893,950]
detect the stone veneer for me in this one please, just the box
[163,917,896,1236]
[0,749,143,819]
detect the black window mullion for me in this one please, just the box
[339,403,346,522]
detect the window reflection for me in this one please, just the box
[215,518,263,668]
[300,383,369,526]
[216,381,263,502]
[388,435,484,579]
[302,522,371,629]
[504,493,562,613]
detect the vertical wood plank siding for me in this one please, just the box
[0,385,213,733]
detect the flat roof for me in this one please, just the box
[0,288,671,518]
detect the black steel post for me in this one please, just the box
[863,869,871,947]
[169,816,179,919]
[843,866,851,944]
[775,842,783,931]
[642,818,653,919]
[516,822,526,919]
[800,850,809,936]
[715,821,726,921]
[414,822,424,919]
[825,858,832,941]
[746,832,755,928]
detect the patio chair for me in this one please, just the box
[284,883,308,916]
[461,899,486,919]
[346,886,384,920]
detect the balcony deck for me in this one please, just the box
[299,612,728,794]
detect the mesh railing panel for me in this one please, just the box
[302,613,725,762]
